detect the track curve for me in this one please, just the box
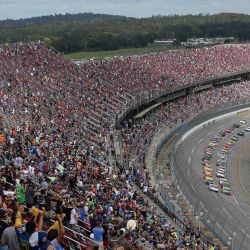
[174,112,250,249]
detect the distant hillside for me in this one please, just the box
[0,12,128,27]
[0,12,250,53]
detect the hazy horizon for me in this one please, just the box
[0,0,249,21]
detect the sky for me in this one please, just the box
[0,0,250,20]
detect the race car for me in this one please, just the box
[233,123,240,128]
[218,152,226,159]
[217,164,226,169]
[202,156,211,165]
[206,145,214,151]
[231,136,239,142]
[245,127,250,132]
[202,160,211,166]
[209,184,219,193]
[211,137,219,142]
[204,167,213,173]
[209,142,218,147]
[217,166,226,172]
[221,186,232,195]
[225,128,232,133]
[205,148,213,154]
[221,147,229,154]
[216,133,223,140]
[204,161,212,167]
[237,131,245,136]
[229,125,236,131]
[216,172,225,178]
[219,178,228,186]
[240,120,247,124]
[219,131,226,137]
[216,160,225,166]
[205,176,214,185]
[217,166,226,171]
[224,142,233,148]
[217,169,226,175]
[204,171,212,177]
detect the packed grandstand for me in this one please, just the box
[0,42,250,250]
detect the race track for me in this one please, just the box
[175,112,250,249]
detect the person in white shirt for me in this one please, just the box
[14,157,23,168]
[9,137,14,145]
[70,204,78,230]
[28,164,35,175]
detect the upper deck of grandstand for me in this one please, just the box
[1,42,250,151]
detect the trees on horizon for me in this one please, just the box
[0,12,250,53]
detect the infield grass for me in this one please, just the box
[67,45,181,60]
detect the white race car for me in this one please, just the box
[209,184,219,193]
[240,120,247,124]
[216,172,225,178]
[219,178,228,186]
[217,167,226,173]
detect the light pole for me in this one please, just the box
[228,232,237,250]
[228,236,232,249]
[195,211,204,232]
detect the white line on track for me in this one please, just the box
[213,193,218,200]
[241,230,250,239]
[198,139,204,144]
[207,131,213,136]
[223,208,232,219]
[233,195,240,206]
[215,223,228,236]
[191,147,196,154]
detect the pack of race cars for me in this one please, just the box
[202,120,250,195]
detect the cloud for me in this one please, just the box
[0,0,250,20]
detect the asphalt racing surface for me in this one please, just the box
[176,112,250,249]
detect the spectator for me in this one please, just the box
[93,221,104,250]
[62,200,73,228]
[0,210,9,250]
[1,214,21,250]
[26,209,54,250]
[47,214,65,250]
[16,179,25,205]
[69,203,78,230]
[25,180,35,208]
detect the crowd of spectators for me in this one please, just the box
[1,42,250,153]
[0,41,249,249]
